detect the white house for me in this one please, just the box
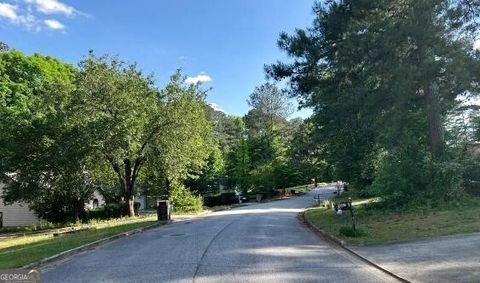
[0,182,106,227]
[0,183,41,227]
[84,190,106,210]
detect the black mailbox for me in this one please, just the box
[334,197,356,231]
[334,202,351,211]
[157,200,171,221]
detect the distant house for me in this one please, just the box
[85,190,106,210]
[136,195,147,210]
[0,182,106,227]
[135,194,161,210]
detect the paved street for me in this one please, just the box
[42,186,397,283]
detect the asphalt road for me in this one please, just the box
[42,186,398,283]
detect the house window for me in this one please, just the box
[93,199,99,209]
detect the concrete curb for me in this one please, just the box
[300,210,411,283]
[23,221,165,269]
[301,209,346,247]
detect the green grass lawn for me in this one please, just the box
[0,214,160,268]
[305,194,480,245]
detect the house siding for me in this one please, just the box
[0,184,41,227]
[0,181,106,227]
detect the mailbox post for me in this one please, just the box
[157,200,171,221]
[347,197,356,231]
[334,197,356,232]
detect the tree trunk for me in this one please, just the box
[125,176,135,217]
[73,203,79,223]
[126,192,135,217]
[165,178,171,199]
[425,83,444,159]
[109,156,143,217]
[124,180,135,217]
[123,159,137,217]
[72,198,85,222]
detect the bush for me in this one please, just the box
[28,191,90,223]
[462,158,480,196]
[430,159,464,201]
[104,202,128,218]
[273,189,286,197]
[204,192,237,207]
[85,201,141,220]
[134,202,141,212]
[370,143,464,208]
[170,184,203,213]
[220,192,236,204]
[339,225,366,237]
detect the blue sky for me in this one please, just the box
[0,0,315,118]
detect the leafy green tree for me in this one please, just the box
[225,138,251,192]
[0,42,9,52]
[242,82,295,192]
[250,131,292,191]
[245,83,291,166]
[210,112,245,153]
[186,144,224,195]
[144,74,213,198]
[244,82,292,136]
[204,107,250,192]
[288,121,326,185]
[267,0,480,198]
[73,53,161,216]
[74,53,212,216]
[198,106,245,194]
[0,50,93,222]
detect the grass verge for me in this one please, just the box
[0,214,160,268]
[305,193,480,245]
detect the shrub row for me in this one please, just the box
[84,202,141,220]
[204,192,237,207]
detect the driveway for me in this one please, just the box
[42,186,398,282]
[350,232,480,282]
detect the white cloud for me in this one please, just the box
[44,18,63,29]
[18,13,37,30]
[26,0,74,16]
[0,0,80,31]
[208,103,226,113]
[0,2,37,30]
[185,73,212,84]
[474,39,480,50]
[0,3,18,20]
